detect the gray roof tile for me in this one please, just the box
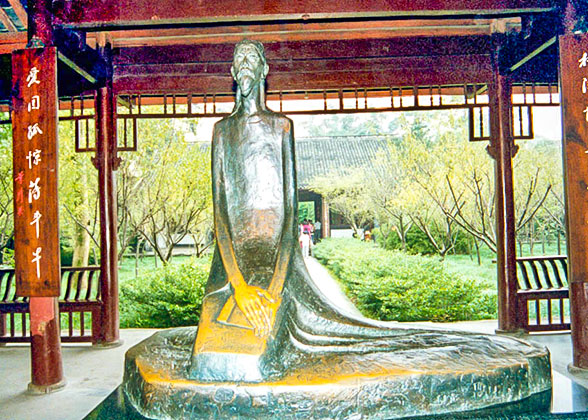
[295,135,391,187]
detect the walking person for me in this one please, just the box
[314,220,322,243]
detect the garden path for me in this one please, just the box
[304,256,364,317]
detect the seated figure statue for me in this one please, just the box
[123,39,551,420]
[188,39,405,382]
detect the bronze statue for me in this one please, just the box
[123,40,551,419]
[189,39,399,382]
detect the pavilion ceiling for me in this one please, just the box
[0,0,567,101]
[112,36,498,95]
[53,0,558,28]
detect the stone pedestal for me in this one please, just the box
[123,327,551,419]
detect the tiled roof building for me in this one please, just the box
[295,135,391,188]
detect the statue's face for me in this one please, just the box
[231,43,268,98]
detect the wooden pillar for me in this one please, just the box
[29,298,64,392]
[321,197,330,238]
[15,0,64,393]
[94,60,120,346]
[489,49,520,333]
[559,17,588,369]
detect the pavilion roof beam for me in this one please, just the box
[113,53,493,94]
[54,0,557,29]
[6,0,27,29]
[508,35,556,73]
[52,28,110,89]
[57,52,97,84]
[113,36,497,67]
[88,18,522,48]
[0,8,18,32]
[0,31,26,54]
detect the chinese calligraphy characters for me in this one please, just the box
[579,53,588,122]
[26,66,40,87]
[26,149,41,169]
[30,211,41,238]
[12,47,60,296]
[31,247,42,279]
[27,123,43,140]
[27,95,40,112]
[28,177,40,203]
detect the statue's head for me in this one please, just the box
[231,39,269,98]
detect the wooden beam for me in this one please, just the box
[58,51,98,84]
[508,35,556,73]
[86,18,521,48]
[6,0,27,29]
[55,0,555,28]
[113,36,496,67]
[114,54,493,94]
[0,31,27,53]
[0,8,18,32]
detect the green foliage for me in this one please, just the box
[60,239,96,266]
[309,168,373,235]
[118,119,213,263]
[58,121,99,267]
[377,224,437,255]
[313,238,496,322]
[120,257,210,328]
[300,113,399,137]
[378,224,472,256]
[298,201,315,223]
[0,123,13,262]
[1,248,14,267]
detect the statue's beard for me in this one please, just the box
[237,69,256,97]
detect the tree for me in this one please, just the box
[119,118,212,264]
[385,110,555,256]
[300,113,399,137]
[366,143,413,250]
[310,168,373,236]
[58,121,99,268]
[373,112,465,257]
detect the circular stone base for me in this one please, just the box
[92,339,124,349]
[123,327,551,419]
[27,378,66,395]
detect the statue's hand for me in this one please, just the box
[233,283,275,337]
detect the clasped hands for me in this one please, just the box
[233,281,275,337]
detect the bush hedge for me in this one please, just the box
[119,240,496,327]
[376,224,472,256]
[312,238,496,322]
[120,257,210,328]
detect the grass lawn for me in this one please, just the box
[2,241,569,334]
[442,241,566,290]
[118,254,193,284]
[442,254,496,288]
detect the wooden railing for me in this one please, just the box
[0,266,102,344]
[516,256,570,332]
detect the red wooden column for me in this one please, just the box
[321,197,330,238]
[559,32,588,370]
[94,73,121,346]
[11,0,64,393]
[488,52,520,333]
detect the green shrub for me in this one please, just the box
[376,225,474,256]
[120,257,210,328]
[313,238,496,322]
[59,236,97,267]
[376,225,437,255]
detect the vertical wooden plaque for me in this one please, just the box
[12,47,60,297]
[560,34,588,367]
